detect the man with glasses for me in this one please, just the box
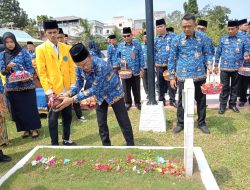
[36,20,76,146]
[169,14,213,134]
[154,18,177,107]
[116,27,144,110]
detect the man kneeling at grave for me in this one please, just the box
[57,43,135,146]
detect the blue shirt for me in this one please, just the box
[168,31,213,82]
[116,40,144,75]
[141,42,147,68]
[243,33,250,67]
[0,77,3,93]
[215,33,245,71]
[107,44,119,68]
[28,51,36,60]
[154,32,176,67]
[71,56,124,105]
[0,48,35,91]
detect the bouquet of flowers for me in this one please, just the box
[80,96,97,110]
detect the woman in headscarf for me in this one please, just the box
[0,32,41,138]
[87,40,104,58]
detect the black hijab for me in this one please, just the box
[2,32,22,64]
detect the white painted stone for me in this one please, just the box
[139,101,166,132]
[183,79,195,177]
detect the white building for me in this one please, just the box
[89,20,104,36]
[103,16,133,36]
[54,16,82,37]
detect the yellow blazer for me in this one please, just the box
[36,40,76,95]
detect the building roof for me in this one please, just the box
[54,16,81,22]
[0,28,43,43]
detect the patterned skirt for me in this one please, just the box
[0,94,8,145]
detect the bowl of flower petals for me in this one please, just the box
[9,71,32,83]
[119,69,132,79]
[80,96,97,110]
[238,66,250,76]
[201,82,223,95]
[48,95,63,111]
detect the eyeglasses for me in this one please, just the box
[123,34,131,38]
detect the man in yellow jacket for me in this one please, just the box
[36,20,76,145]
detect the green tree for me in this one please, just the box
[76,18,94,45]
[165,10,184,34]
[111,26,123,43]
[0,0,28,28]
[23,19,39,38]
[183,0,199,15]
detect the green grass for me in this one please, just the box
[1,148,204,190]
[0,108,249,190]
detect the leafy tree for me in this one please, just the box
[23,19,39,38]
[111,26,123,43]
[165,10,184,34]
[76,18,94,45]
[183,0,199,15]
[0,0,28,28]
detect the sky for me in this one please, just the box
[18,0,249,22]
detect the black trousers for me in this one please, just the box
[142,68,148,95]
[219,71,239,108]
[122,75,141,106]
[96,98,134,146]
[48,105,72,145]
[156,67,176,102]
[177,80,206,127]
[238,75,250,103]
[73,102,82,119]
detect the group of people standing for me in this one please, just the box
[0,13,249,163]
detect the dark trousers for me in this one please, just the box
[122,75,141,106]
[48,105,72,145]
[239,75,250,103]
[96,98,134,146]
[177,80,206,127]
[73,102,82,119]
[142,68,148,95]
[156,67,176,102]
[219,71,239,108]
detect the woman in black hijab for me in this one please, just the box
[0,32,41,138]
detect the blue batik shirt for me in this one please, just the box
[0,48,35,91]
[28,51,36,60]
[116,40,144,75]
[168,31,213,82]
[154,32,176,67]
[71,56,124,105]
[243,33,250,67]
[215,33,245,71]
[0,77,3,93]
[107,44,119,68]
[141,42,147,69]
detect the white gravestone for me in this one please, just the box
[183,79,195,177]
[139,101,166,132]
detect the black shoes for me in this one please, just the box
[173,126,184,133]
[229,105,240,113]
[136,104,141,110]
[198,125,210,134]
[218,108,226,114]
[0,150,11,163]
[238,102,245,107]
